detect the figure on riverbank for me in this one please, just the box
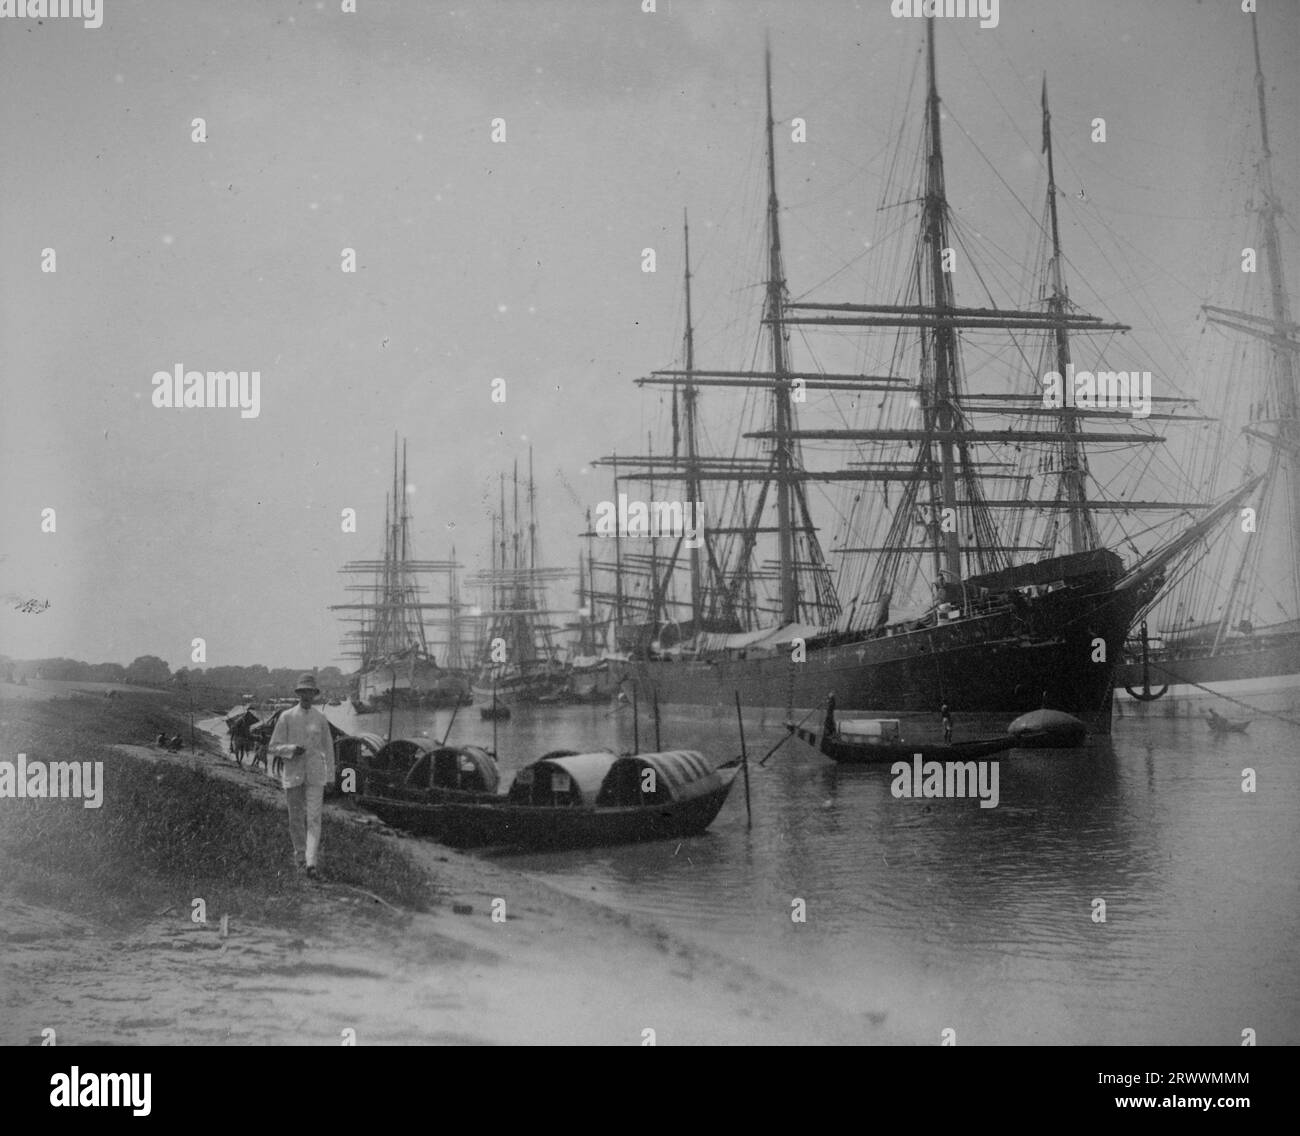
[268,673,336,879]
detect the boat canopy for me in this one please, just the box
[508,751,618,806]
[374,738,500,793]
[595,750,718,807]
[836,718,901,741]
[334,731,385,765]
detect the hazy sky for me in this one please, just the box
[2,0,1297,672]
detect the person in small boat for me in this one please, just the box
[268,673,336,880]
[823,693,838,739]
[941,702,953,744]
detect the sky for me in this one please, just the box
[1,0,1297,672]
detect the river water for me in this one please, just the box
[321,701,1299,1045]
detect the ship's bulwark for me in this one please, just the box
[632,578,1161,736]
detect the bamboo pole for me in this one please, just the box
[735,691,751,829]
[631,684,639,754]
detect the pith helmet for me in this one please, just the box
[294,673,321,693]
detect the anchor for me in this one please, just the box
[1124,619,1168,701]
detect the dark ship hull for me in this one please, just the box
[1114,628,1300,713]
[632,558,1160,735]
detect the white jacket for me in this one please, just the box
[268,704,336,789]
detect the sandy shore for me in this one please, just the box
[0,688,897,1045]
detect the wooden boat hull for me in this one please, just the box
[789,724,1015,765]
[358,766,739,850]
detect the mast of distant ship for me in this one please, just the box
[763,41,797,625]
[681,211,704,632]
[1207,10,1300,648]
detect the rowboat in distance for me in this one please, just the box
[1204,709,1250,735]
[786,695,1017,765]
[355,748,741,851]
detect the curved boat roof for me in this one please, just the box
[606,750,715,795]
[519,751,619,804]
[347,732,386,754]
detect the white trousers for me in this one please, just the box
[285,783,325,867]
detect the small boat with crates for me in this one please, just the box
[787,695,1016,765]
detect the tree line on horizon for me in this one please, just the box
[0,655,349,698]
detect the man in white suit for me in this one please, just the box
[268,672,336,878]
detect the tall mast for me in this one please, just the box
[923,18,962,586]
[1207,11,1300,651]
[765,41,797,625]
[682,210,703,630]
[512,459,522,661]
[448,545,462,670]
[1042,77,1097,555]
[612,454,624,625]
[1250,9,1300,607]
[498,474,507,636]
[648,430,659,625]
[528,446,538,579]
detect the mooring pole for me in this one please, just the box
[735,691,752,829]
[387,673,397,744]
[632,684,639,754]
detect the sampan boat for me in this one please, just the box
[787,695,1017,765]
[357,749,740,850]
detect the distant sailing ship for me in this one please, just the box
[332,439,471,710]
[592,19,1255,735]
[563,514,629,702]
[1115,9,1300,715]
[469,451,571,707]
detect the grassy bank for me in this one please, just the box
[0,694,431,926]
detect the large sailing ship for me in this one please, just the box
[332,440,471,709]
[594,19,1256,735]
[1114,9,1300,715]
[468,451,572,706]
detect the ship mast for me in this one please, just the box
[922,20,962,587]
[1041,77,1098,555]
[682,213,704,631]
[1208,11,1300,646]
[764,42,797,625]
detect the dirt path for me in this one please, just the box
[1,731,899,1045]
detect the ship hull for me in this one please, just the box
[470,667,567,706]
[1113,630,1300,715]
[358,657,469,708]
[632,582,1155,736]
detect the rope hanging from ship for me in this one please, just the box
[1126,654,1300,730]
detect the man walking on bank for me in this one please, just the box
[269,673,335,879]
